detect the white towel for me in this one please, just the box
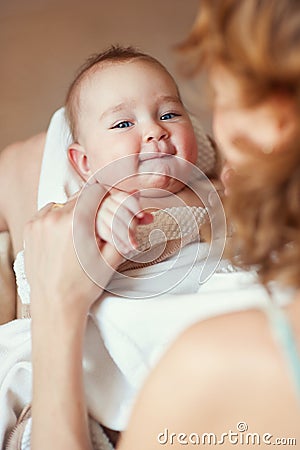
[37,108,83,209]
[0,319,32,446]
[91,271,293,394]
[2,273,293,449]
[0,315,134,445]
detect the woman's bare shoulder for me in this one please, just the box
[0,133,46,236]
[176,309,287,386]
[168,309,300,432]
[0,132,46,176]
[118,309,300,450]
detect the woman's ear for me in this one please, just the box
[68,143,91,181]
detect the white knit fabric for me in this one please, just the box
[133,206,207,252]
[14,205,209,305]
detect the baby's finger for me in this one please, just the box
[97,220,114,244]
[109,191,144,219]
[100,197,138,233]
[99,218,137,255]
[95,220,125,255]
[97,208,138,251]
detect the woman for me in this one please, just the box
[18,0,300,448]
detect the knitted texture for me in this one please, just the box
[14,206,209,310]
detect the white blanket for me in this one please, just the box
[0,271,293,446]
[0,319,32,445]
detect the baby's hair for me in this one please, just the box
[65,45,175,141]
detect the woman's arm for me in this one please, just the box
[27,200,96,450]
[31,300,92,450]
[24,184,123,450]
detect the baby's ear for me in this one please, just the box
[68,143,91,181]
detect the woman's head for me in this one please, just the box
[181,0,300,288]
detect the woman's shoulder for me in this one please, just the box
[180,307,270,351]
[168,308,274,388]
[2,131,45,167]
[176,308,290,386]
[0,132,45,190]
[122,307,299,449]
[0,133,46,245]
[168,307,300,433]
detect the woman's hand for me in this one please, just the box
[24,181,123,318]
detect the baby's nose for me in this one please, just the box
[144,123,169,143]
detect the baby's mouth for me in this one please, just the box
[139,150,175,163]
[139,154,168,162]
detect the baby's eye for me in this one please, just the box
[112,121,134,129]
[160,112,180,121]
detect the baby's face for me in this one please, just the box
[75,59,198,194]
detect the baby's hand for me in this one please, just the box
[96,190,153,256]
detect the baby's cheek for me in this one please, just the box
[175,130,197,162]
[185,135,198,163]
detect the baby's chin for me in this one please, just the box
[116,175,185,197]
[139,156,192,184]
[140,176,185,197]
[111,156,193,194]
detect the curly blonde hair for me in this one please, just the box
[179,0,300,288]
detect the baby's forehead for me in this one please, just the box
[79,58,179,92]
[76,63,181,121]
[80,63,181,119]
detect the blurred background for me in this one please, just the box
[0,0,210,151]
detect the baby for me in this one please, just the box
[64,45,213,295]
[14,45,219,317]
